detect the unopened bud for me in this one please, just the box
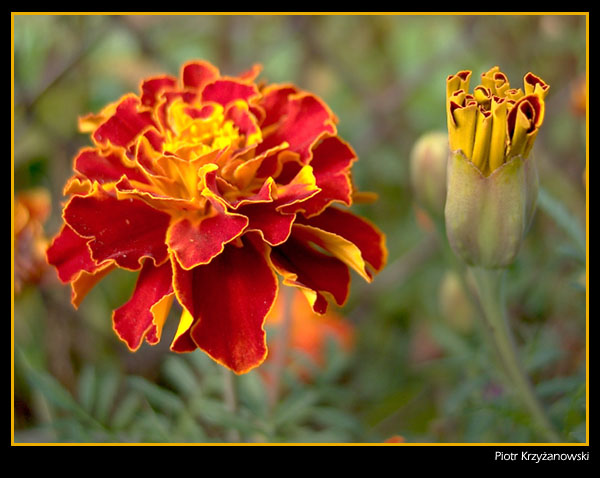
[438,271,474,333]
[410,131,449,219]
[444,67,548,268]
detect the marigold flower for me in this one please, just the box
[46,60,386,374]
[444,67,548,268]
[14,188,51,294]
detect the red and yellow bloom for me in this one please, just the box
[46,60,386,374]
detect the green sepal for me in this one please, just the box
[444,149,538,268]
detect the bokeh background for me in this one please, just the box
[12,13,587,444]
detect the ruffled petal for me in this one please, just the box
[46,224,99,282]
[93,95,156,148]
[167,210,249,269]
[234,164,320,246]
[172,236,278,373]
[237,203,296,246]
[70,262,115,309]
[140,76,177,108]
[258,84,300,129]
[63,187,171,270]
[182,60,220,89]
[112,259,174,351]
[270,233,350,314]
[290,223,372,282]
[46,224,116,307]
[297,206,387,275]
[74,148,150,185]
[237,63,263,82]
[285,136,356,217]
[201,79,259,108]
[256,93,337,163]
[115,176,199,213]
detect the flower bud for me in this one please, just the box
[444,67,548,268]
[445,149,539,268]
[438,271,475,333]
[410,131,449,219]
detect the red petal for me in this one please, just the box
[259,85,300,129]
[64,188,171,270]
[74,148,150,185]
[256,94,336,163]
[93,96,156,148]
[142,127,165,152]
[285,136,355,217]
[115,176,198,212]
[184,104,217,120]
[237,63,262,82]
[237,202,295,246]
[297,207,387,274]
[171,328,197,353]
[201,79,258,107]
[273,164,320,208]
[70,262,115,309]
[173,236,278,373]
[113,259,174,351]
[223,176,277,210]
[225,103,260,142]
[46,224,98,282]
[182,60,220,89]
[167,211,249,269]
[270,234,350,314]
[140,75,177,107]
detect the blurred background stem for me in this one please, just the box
[222,368,241,442]
[267,284,294,411]
[470,267,561,443]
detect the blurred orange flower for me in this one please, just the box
[384,435,406,443]
[14,188,51,294]
[570,76,586,117]
[265,287,355,375]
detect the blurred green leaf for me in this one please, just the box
[111,392,142,430]
[537,187,586,256]
[273,390,320,427]
[77,364,96,414]
[162,355,201,398]
[95,368,120,424]
[189,397,264,437]
[16,348,106,434]
[127,376,185,415]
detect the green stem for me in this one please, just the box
[222,368,241,443]
[470,267,561,443]
[267,284,294,411]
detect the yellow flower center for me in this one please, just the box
[162,99,244,160]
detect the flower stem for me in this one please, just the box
[470,267,561,443]
[222,368,241,442]
[267,284,294,411]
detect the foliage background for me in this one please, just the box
[12,13,587,444]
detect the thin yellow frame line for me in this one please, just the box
[10,11,591,15]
